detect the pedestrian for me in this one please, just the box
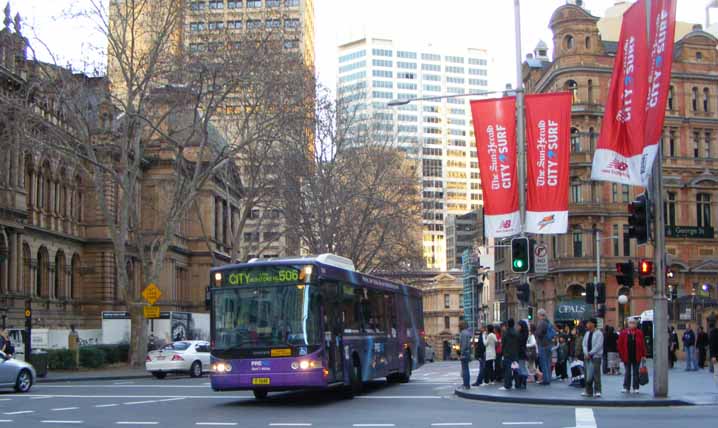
[708,322,718,385]
[482,324,498,385]
[500,319,519,391]
[565,325,575,361]
[516,320,529,389]
[535,308,555,385]
[459,321,472,389]
[697,326,709,369]
[669,326,679,368]
[495,324,504,383]
[618,318,646,394]
[0,330,8,356]
[605,325,620,375]
[581,318,603,398]
[555,335,569,381]
[527,324,539,383]
[473,326,486,386]
[683,323,697,371]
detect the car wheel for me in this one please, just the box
[15,369,32,393]
[152,371,167,379]
[190,361,202,378]
[253,389,268,400]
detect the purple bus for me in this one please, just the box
[209,254,424,399]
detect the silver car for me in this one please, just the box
[0,351,35,393]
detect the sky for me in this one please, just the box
[10,0,714,95]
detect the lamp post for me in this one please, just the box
[593,231,619,315]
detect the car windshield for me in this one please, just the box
[213,285,321,350]
[162,342,191,351]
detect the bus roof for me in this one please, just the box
[210,254,421,297]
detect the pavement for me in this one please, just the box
[454,359,718,407]
[38,366,151,383]
[1,361,716,428]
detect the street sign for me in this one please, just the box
[143,305,160,319]
[533,244,548,274]
[142,283,162,305]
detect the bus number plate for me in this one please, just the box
[252,378,271,385]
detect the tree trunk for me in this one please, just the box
[128,300,149,368]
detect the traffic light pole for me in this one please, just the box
[652,136,669,398]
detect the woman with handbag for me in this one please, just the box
[618,318,646,394]
[526,324,539,383]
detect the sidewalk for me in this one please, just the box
[38,365,151,383]
[454,360,718,407]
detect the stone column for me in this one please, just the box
[8,230,17,293]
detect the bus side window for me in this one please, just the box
[387,294,397,337]
[340,283,362,334]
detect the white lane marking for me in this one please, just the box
[51,408,80,411]
[0,399,11,402]
[41,385,210,389]
[401,382,453,385]
[575,408,597,428]
[3,411,34,415]
[156,398,185,403]
[31,396,53,399]
[502,423,543,426]
[352,425,395,427]
[356,395,441,399]
[114,382,134,385]
[0,421,13,423]
[115,423,159,426]
[196,424,238,426]
[268,424,312,427]
[41,422,84,425]
[94,404,119,408]
[123,400,158,405]
[431,424,473,426]
[4,394,250,400]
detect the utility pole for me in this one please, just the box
[513,0,525,234]
[594,228,600,315]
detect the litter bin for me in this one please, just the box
[28,349,48,378]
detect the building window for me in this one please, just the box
[622,185,629,203]
[372,48,393,57]
[613,224,620,255]
[692,87,698,111]
[697,193,712,227]
[623,225,631,256]
[285,0,299,7]
[208,0,224,9]
[704,88,710,113]
[247,0,261,8]
[665,192,676,226]
[668,128,676,157]
[570,127,581,152]
[589,127,596,151]
[693,131,701,158]
[705,130,712,158]
[571,183,582,203]
[265,19,281,28]
[444,316,451,330]
[266,0,281,7]
[585,36,591,49]
[564,34,575,50]
[444,293,450,308]
[227,1,242,9]
[587,79,594,103]
[696,51,703,61]
[668,86,674,110]
[611,183,618,202]
[573,231,583,257]
[566,80,578,102]
[422,159,442,177]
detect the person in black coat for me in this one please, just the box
[473,326,486,386]
[697,326,709,369]
[708,323,718,378]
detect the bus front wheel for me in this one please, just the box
[253,390,268,400]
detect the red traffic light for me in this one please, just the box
[639,260,653,275]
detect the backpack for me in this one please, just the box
[546,322,557,341]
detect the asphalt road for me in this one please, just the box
[0,362,715,428]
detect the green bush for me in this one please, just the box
[47,349,77,370]
[79,347,105,369]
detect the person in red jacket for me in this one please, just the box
[618,319,646,394]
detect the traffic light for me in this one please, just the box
[597,304,606,318]
[585,282,595,304]
[639,259,655,287]
[628,194,651,245]
[666,268,675,280]
[527,307,534,321]
[516,283,530,304]
[511,237,530,273]
[616,261,635,287]
[596,282,606,304]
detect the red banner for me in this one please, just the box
[525,92,572,234]
[470,97,520,238]
[592,0,677,186]
[591,1,650,185]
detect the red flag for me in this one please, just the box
[642,0,677,185]
[591,1,650,185]
[470,97,520,238]
[525,92,572,234]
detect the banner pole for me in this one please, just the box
[513,0,525,237]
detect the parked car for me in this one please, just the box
[425,344,435,362]
[0,351,35,392]
[145,340,211,379]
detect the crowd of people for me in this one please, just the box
[459,312,718,398]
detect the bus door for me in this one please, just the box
[320,281,344,383]
[385,293,399,371]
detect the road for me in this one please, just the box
[0,362,715,428]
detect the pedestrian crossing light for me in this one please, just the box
[639,259,655,287]
[511,237,530,273]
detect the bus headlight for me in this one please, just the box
[299,360,310,370]
[291,362,299,370]
[214,362,232,373]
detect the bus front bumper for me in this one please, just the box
[210,370,328,391]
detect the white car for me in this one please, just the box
[0,351,35,392]
[145,341,211,379]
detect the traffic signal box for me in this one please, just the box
[616,261,635,287]
[511,237,530,273]
[639,259,655,287]
[628,194,650,245]
[585,283,606,304]
[516,283,530,304]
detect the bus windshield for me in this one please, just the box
[213,285,321,350]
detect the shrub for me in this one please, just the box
[79,347,105,369]
[91,344,130,364]
[47,349,77,370]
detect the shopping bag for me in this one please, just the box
[639,361,649,386]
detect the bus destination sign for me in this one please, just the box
[225,267,300,286]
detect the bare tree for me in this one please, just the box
[1,0,312,366]
[284,89,425,273]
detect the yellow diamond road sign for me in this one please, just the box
[142,283,162,305]
[143,305,160,319]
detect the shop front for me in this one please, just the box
[554,300,590,329]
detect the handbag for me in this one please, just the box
[526,345,537,361]
[639,360,649,385]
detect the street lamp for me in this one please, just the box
[386,89,512,108]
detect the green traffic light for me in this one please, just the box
[513,259,524,269]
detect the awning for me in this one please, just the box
[555,300,590,321]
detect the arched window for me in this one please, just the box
[564,35,575,50]
[565,80,579,103]
[668,86,674,110]
[566,284,585,299]
[74,176,83,222]
[585,36,591,50]
[570,127,581,152]
[55,250,66,299]
[696,51,703,61]
[703,88,710,113]
[692,87,699,111]
[37,246,49,297]
[70,254,81,300]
